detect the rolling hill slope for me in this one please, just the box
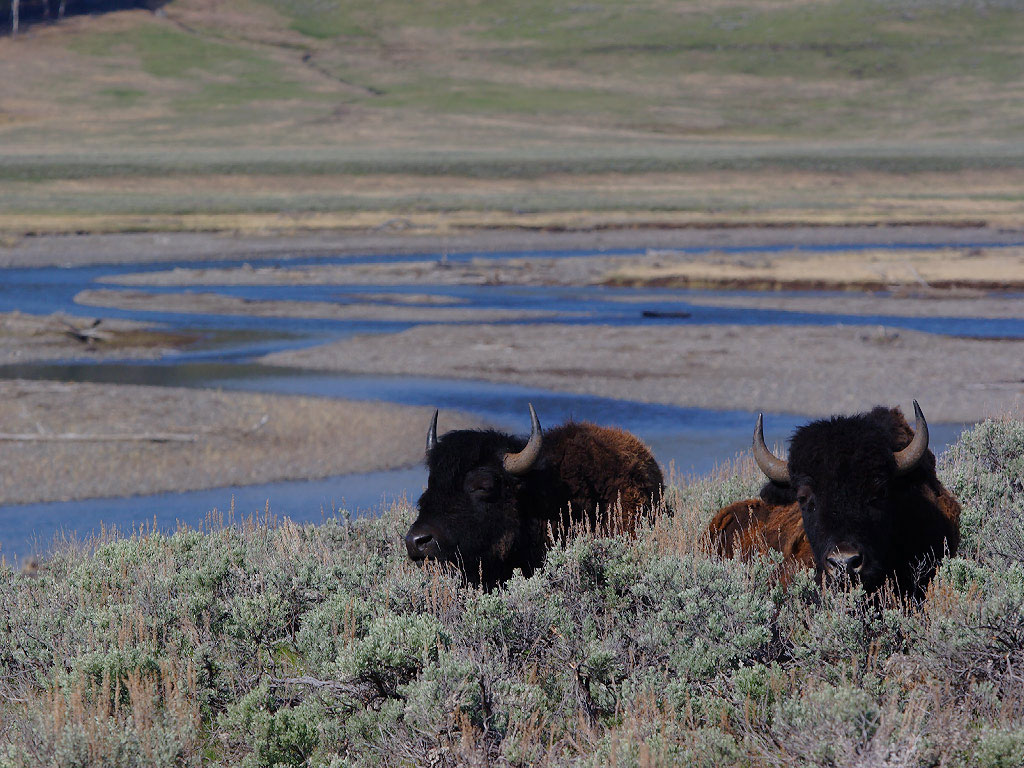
[1,0,1023,233]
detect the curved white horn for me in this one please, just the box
[893,400,929,476]
[503,403,543,476]
[753,413,790,484]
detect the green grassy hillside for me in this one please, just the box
[1,0,1023,232]
[1,419,1023,766]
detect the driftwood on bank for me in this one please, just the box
[264,675,381,704]
[0,432,199,443]
[59,318,112,345]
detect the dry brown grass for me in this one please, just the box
[604,245,1024,291]
[2,205,1021,239]
[5,167,1023,235]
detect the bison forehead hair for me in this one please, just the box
[424,429,530,486]
[788,407,916,493]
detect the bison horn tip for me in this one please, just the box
[426,408,439,455]
[527,402,541,435]
[894,400,929,476]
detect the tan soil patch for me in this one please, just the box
[0,380,483,505]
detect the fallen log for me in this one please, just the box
[0,432,198,443]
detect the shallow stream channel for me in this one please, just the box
[2,239,1021,560]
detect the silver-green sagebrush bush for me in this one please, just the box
[939,418,1024,565]
[2,420,1024,766]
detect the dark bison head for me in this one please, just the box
[405,405,545,586]
[753,402,945,595]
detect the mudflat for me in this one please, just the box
[260,323,1024,424]
[0,380,481,505]
[74,289,582,322]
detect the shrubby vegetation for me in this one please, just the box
[2,420,1023,766]
[3,0,153,33]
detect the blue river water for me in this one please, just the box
[1,239,1016,561]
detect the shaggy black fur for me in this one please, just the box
[406,422,664,588]
[760,406,960,597]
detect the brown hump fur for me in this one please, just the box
[541,422,664,536]
[707,498,813,583]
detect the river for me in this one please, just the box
[2,238,1018,560]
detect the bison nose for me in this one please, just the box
[826,548,864,577]
[405,532,434,560]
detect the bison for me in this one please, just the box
[709,402,960,597]
[405,404,664,587]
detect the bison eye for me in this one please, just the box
[469,485,499,502]
[465,470,500,501]
[796,485,815,510]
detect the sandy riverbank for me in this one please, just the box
[0,312,197,364]
[74,289,583,322]
[674,292,1024,320]
[260,323,1024,424]
[0,380,482,505]
[90,234,1024,299]
[3,225,1022,268]
[602,246,1024,292]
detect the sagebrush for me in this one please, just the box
[2,420,1023,767]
